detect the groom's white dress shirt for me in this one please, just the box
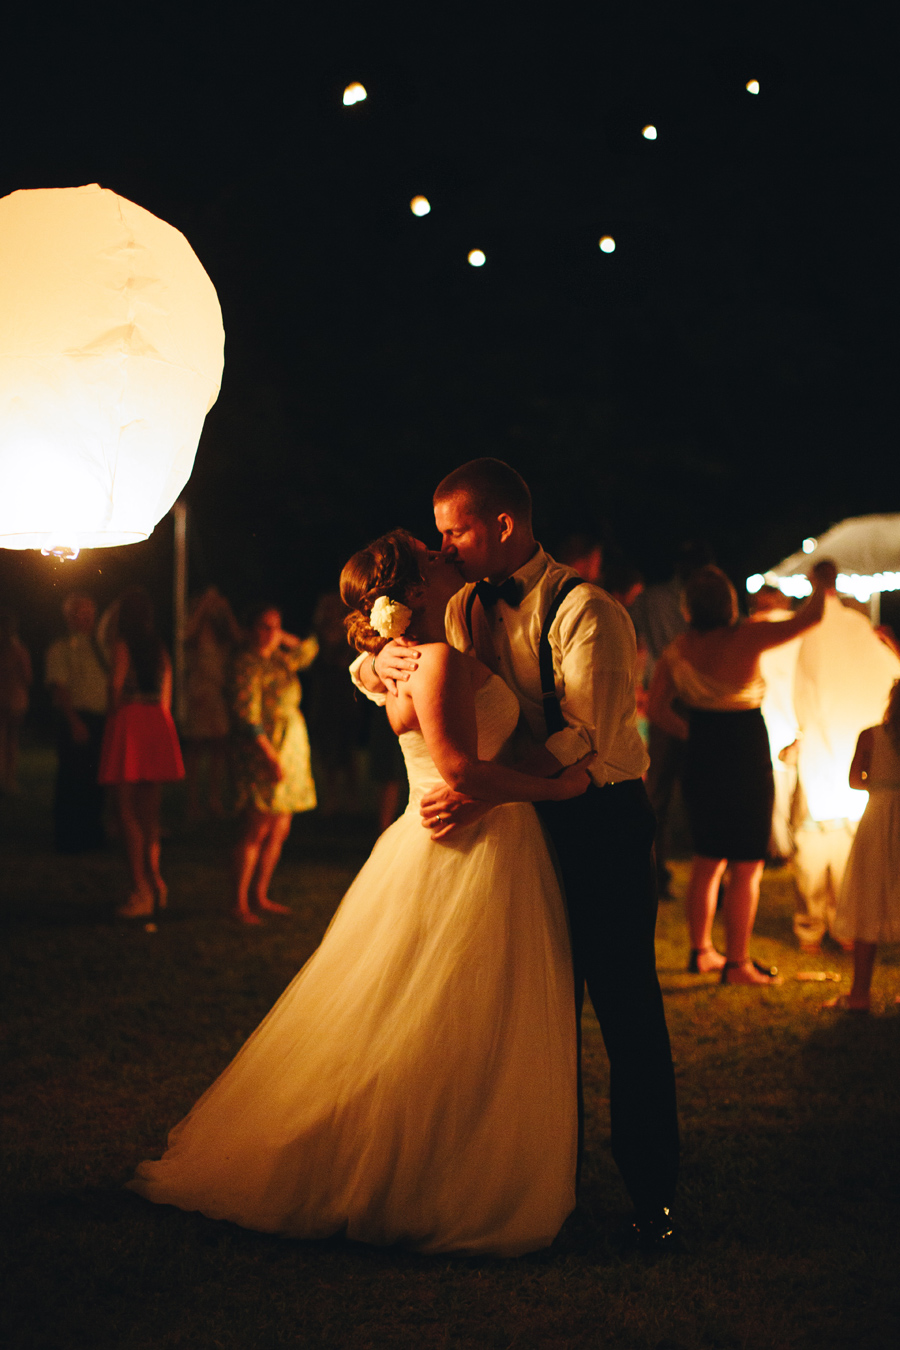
[446,547,647,787]
[351,546,648,789]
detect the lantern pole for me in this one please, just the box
[172,499,188,726]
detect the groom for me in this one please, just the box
[356,458,679,1248]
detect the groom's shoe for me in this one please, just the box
[616,1207,687,1257]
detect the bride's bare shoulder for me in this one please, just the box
[409,643,490,688]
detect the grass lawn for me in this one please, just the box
[2,746,899,1349]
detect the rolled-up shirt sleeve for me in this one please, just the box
[544,595,640,776]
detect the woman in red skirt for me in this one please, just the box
[99,588,184,918]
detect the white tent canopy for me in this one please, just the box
[747,513,900,621]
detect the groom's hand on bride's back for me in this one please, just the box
[372,640,421,696]
[420,786,493,839]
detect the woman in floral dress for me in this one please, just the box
[231,607,318,923]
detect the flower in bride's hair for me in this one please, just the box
[369,596,412,639]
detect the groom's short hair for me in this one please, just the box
[434,459,532,527]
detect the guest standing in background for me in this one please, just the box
[631,542,715,898]
[748,585,803,863]
[649,565,826,984]
[0,607,31,794]
[306,591,364,816]
[45,593,108,852]
[826,680,900,1011]
[98,588,184,919]
[790,560,900,952]
[231,607,318,924]
[182,586,243,824]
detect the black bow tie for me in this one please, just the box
[475,577,522,608]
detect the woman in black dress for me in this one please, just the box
[649,566,826,985]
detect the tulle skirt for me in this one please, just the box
[833,790,900,944]
[129,798,577,1256]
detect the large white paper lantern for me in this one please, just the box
[0,184,224,556]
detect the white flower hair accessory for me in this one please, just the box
[369,595,412,639]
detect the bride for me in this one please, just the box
[129,529,591,1256]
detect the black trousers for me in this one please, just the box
[537,778,679,1215]
[53,711,107,854]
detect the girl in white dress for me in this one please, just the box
[827,679,900,1011]
[130,530,592,1256]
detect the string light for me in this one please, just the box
[468,249,486,267]
[342,82,367,106]
[598,236,616,253]
[746,79,760,95]
[802,538,817,554]
[410,196,431,216]
[749,571,900,604]
[642,125,657,140]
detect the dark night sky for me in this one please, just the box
[0,3,895,648]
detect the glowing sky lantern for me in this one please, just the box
[0,184,224,558]
[343,82,367,106]
[746,80,760,95]
[468,249,486,267]
[642,125,658,140]
[410,196,431,217]
[598,236,616,253]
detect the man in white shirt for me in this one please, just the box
[356,459,679,1249]
[45,593,108,853]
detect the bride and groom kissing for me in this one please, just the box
[129,458,680,1257]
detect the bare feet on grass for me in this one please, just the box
[821,993,869,1013]
[232,908,264,925]
[257,897,291,915]
[722,960,783,986]
[690,947,726,974]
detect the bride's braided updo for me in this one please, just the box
[340,528,423,655]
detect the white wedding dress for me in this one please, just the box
[130,674,577,1256]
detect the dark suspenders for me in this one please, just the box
[463,576,586,736]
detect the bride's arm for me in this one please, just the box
[409,645,592,804]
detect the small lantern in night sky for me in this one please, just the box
[0,184,224,558]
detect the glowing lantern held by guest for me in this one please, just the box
[0,185,224,558]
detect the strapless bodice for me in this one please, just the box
[399,673,520,803]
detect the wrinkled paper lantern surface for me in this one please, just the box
[0,184,224,552]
